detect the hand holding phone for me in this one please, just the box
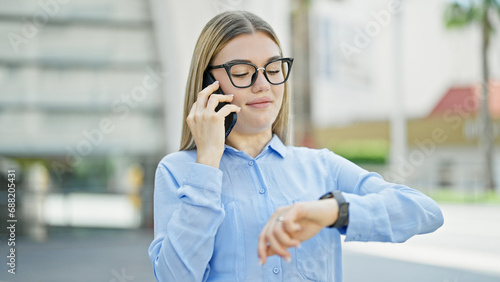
[202,71,237,139]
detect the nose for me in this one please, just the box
[251,67,270,93]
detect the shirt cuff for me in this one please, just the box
[177,163,224,209]
[182,162,223,193]
[342,193,375,241]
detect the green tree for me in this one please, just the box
[444,0,500,191]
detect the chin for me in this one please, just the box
[234,112,278,132]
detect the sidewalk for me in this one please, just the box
[0,229,156,282]
[1,204,498,281]
[342,203,500,278]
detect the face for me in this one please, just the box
[210,32,285,136]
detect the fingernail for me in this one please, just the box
[213,80,219,84]
[258,259,264,266]
[285,256,291,263]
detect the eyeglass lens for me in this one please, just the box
[229,60,289,87]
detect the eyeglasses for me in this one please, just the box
[207,57,294,88]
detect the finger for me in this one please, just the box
[266,230,291,260]
[271,217,301,248]
[216,104,241,118]
[206,94,234,111]
[258,210,286,265]
[264,220,291,258]
[258,214,280,265]
[266,245,277,257]
[196,80,220,111]
[281,207,303,237]
[282,220,302,236]
[201,79,220,95]
[258,226,271,265]
[186,101,198,126]
[275,223,300,248]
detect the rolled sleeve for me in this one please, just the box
[149,156,226,282]
[330,152,443,243]
[178,163,224,208]
[342,193,375,241]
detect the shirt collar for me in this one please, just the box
[266,134,287,159]
[224,134,287,159]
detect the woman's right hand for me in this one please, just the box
[186,81,241,168]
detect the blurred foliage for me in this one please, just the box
[66,158,114,192]
[444,0,500,30]
[330,139,389,164]
[443,0,500,192]
[444,2,484,28]
[10,157,114,192]
[428,188,500,204]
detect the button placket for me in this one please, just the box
[246,158,273,223]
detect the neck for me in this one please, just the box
[226,130,273,158]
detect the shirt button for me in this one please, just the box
[248,161,254,166]
[273,267,280,274]
[259,188,266,194]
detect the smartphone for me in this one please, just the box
[202,71,237,139]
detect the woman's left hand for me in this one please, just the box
[257,199,339,265]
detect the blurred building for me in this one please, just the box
[310,0,500,125]
[309,0,500,191]
[0,0,164,232]
[0,0,290,235]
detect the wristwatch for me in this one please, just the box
[319,191,349,228]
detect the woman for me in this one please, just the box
[148,10,443,282]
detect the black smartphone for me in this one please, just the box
[202,71,237,139]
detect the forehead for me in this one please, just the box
[212,32,281,65]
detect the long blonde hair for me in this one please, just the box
[179,11,291,151]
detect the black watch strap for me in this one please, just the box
[319,191,349,228]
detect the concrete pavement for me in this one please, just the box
[1,203,498,281]
[0,229,155,282]
[343,203,500,279]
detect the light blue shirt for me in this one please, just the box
[148,135,443,282]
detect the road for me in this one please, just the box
[0,204,498,282]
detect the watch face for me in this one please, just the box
[320,192,334,200]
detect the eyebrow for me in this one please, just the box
[225,55,282,65]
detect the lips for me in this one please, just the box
[246,97,272,108]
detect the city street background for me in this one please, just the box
[0,0,499,281]
[1,204,499,282]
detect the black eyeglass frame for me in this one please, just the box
[207,57,294,89]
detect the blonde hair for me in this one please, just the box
[179,11,291,151]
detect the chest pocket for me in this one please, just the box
[209,201,246,281]
[295,229,335,281]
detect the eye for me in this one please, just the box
[266,70,281,76]
[232,72,249,78]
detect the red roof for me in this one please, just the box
[429,82,500,118]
